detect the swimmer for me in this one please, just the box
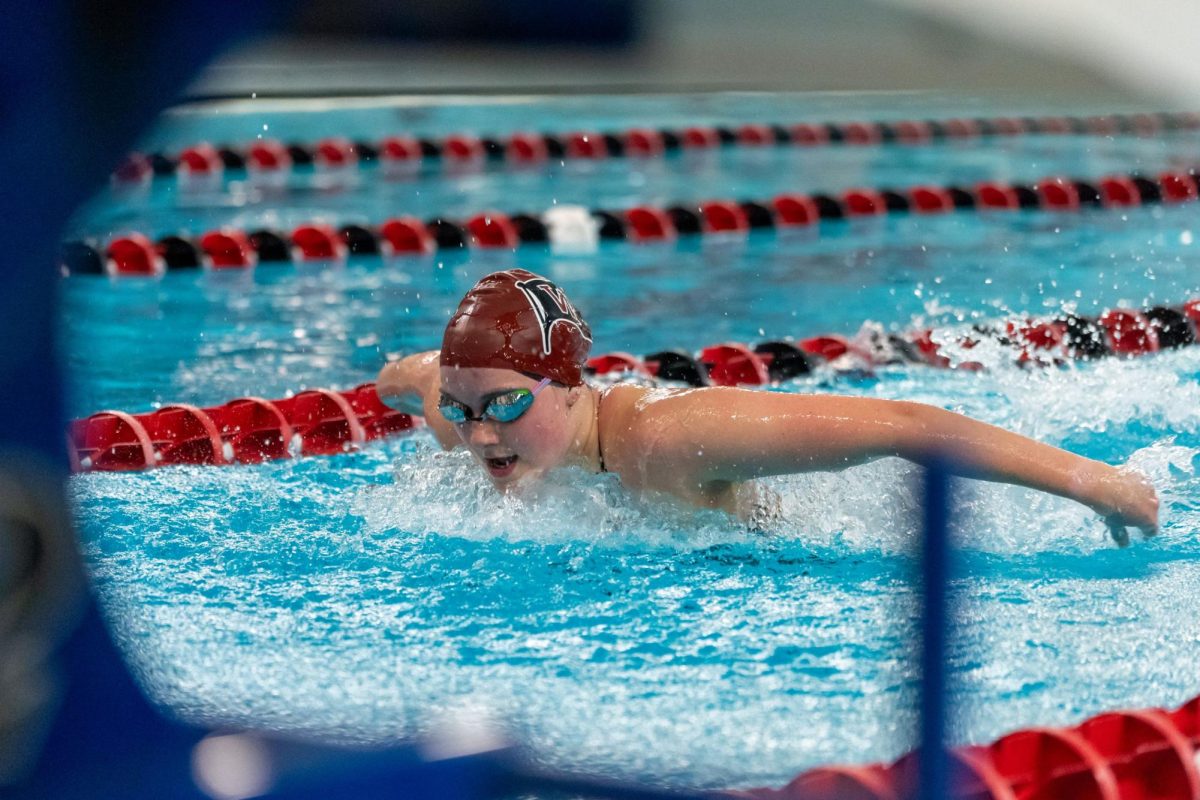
[377,269,1158,544]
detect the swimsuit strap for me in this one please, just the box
[595,386,608,473]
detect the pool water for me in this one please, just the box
[65,93,1200,790]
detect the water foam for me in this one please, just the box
[350,432,1188,560]
[354,438,763,551]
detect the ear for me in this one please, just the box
[565,384,583,408]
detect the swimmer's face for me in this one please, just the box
[439,366,578,489]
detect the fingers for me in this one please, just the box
[1112,465,1160,542]
[1106,515,1130,548]
[1139,516,1159,538]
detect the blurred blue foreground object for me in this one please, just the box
[1,1,281,795]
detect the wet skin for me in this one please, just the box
[379,352,1159,542]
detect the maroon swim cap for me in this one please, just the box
[440,269,593,386]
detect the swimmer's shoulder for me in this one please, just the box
[596,381,723,431]
[595,383,651,484]
[595,383,747,508]
[595,382,656,429]
[595,383,700,481]
[596,381,646,406]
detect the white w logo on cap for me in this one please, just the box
[514,276,592,354]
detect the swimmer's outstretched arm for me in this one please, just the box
[375,351,460,449]
[635,389,1158,542]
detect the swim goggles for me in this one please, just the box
[438,377,553,424]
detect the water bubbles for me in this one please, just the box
[1181,230,1194,245]
[355,443,754,551]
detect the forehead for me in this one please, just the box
[439,366,537,399]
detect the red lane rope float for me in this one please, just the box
[987,726,1120,799]
[176,143,223,179]
[65,168,1200,274]
[246,139,292,173]
[70,411,156,471]
[625,206,677,242]
[104,233,164,277]
[111,111,1200,184]
[69,384,415,472]
[1078,710,1200,799]
[271,389,366,456]
[199,230,256,269]
[69,296,1200,473]
[313,137,357,171]
[727,693,1200,800]
[1172,696,1200,751]
[207,397,293,463]
[291,223,346,262]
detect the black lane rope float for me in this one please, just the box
[69,295,1200,472]
[111,110,1200,186]
[64,167,1200,276]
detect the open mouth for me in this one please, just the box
[485,455,519,477]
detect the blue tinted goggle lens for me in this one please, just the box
[483,390,537,422]
[438,381,548,424]
[438,403,469,423]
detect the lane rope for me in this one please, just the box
[727,692,1200,800]
[68,297,1200,472]
[110,110,1200,186]
[64,168,1200,276]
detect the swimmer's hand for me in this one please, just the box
[1088,466,1158,547]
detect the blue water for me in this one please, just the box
[65,93,1200,790]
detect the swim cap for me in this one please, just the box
[441,269,592,386]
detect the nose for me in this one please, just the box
[465,420,501,448]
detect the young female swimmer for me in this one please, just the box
[377,270,1158,544]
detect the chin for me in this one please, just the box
[487,464,544,492]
